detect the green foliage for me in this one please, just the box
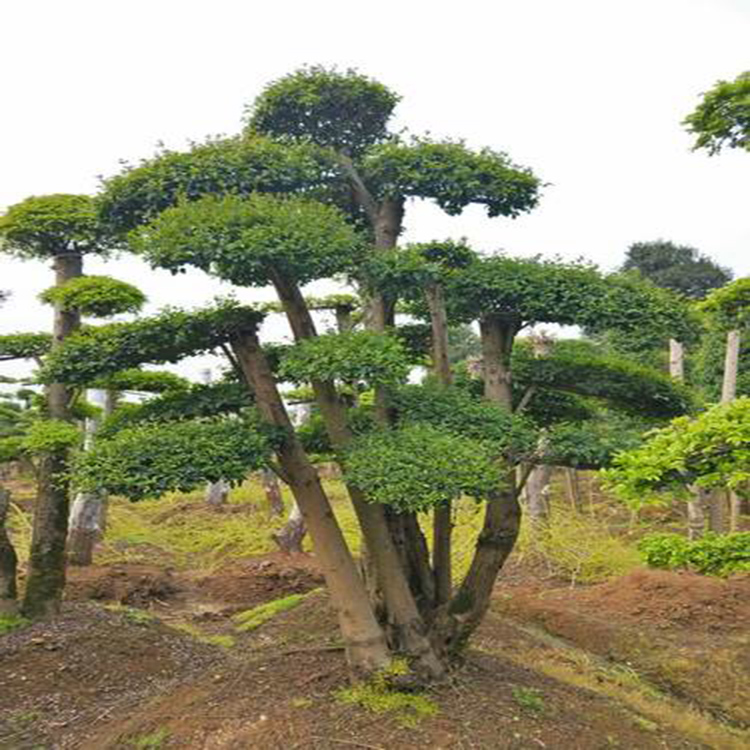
[131,193,363,287]
[362,137,541,217]
[233,591,314,632]
[74,417,272,501]
[698,277,750,329]
[98,382,252,437]
[0,614,31,635]
[543,418,646,469]
[279,330,410,387]
[93,368,190,394]
[512,686,546,714]
[365,240,477,299]
[0,332,52,361]
[98,134,337,234]
[602,397,750,505]
[621,240,732,300]
[335,660,438,728]
[39,275,146,317]
[683,71,750,154]
[0,193,110,258]
[22,419,80,454]
[41,301,264,385]
[247,65,400,155]
[0,436,24,463]
[693,325,750,400]
[391,382,536,456]
[130,728,170,749]
[638,533,750,577]
[345,423,500,512]
[513,340,695,419]
[304,293,359,312]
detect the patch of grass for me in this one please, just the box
[512,686,546,714]
[0,613,30,635]
[335,660,438,728]
[8,709,41,726]
[171,622,235,648]
[233,590,319,632]
[130,728,170,749]
[105,604,156,626]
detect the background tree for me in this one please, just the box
[683,71,750,155]
[0,194,114,617]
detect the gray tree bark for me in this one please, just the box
[0,488,18,615]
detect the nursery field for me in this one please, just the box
[2,474,748,750]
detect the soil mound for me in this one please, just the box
[65,563,182,607]
[569,568,750,631]
[197,554,323,608]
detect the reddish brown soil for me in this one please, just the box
[495,567,750,727]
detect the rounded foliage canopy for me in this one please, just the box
[362,138,541,218]
[131,193,364,287]
[39,275,146,317]
[0,194,109,259]
[345,423,500,512]
[246,65,400,155]
[0,332,52,361]
[74,417,272,501]
[41,301,264,386]
[698,277,750,329]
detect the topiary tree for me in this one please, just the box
[0,194,116,617]
[683,71,750,155]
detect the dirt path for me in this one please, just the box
[2,558,748,749]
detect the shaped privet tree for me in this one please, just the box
[0,194,116,617]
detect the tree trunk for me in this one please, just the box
[272,501,306,555]
[0,488,18,616]
[526,464,553,525]
[720,330,740,533]
[205,480,229,507]
[669,339,684,381]
[434,315,522,653]
[564,468,582,512]
[229,330,390,676]
[687,486,707,541]
[68,389,114,566]
[261,468,284,517]
[425,282,454,606]
[270,272,443,678]
[22,251,82,618]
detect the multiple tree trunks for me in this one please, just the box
[22,252,82,617]
[230,329,391,676]
[0,487,18,615]
[67,390,116,566]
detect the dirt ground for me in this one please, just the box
[2,556,748,750]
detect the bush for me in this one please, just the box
[638,532,750,577]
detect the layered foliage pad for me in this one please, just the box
[131,193,363,287]
[246,66,400,155]
[446,256,696,345]
[74,418,272,501]
[39,275,146,317]
[99,382,253,438]
[279,331,410,387]
[0,333,52,361]
[345,424,500,512]
[0,194,110,258]
[602,397,750,505]
[362,138,541,217]
[21,419,81,454]
[40,302,264,385]
[683,71,750,154]
[92,368,189,394]
[97,135,337,234]
[513,341,694,419]
[620,240,732,300]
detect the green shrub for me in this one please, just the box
[638,532,750,577]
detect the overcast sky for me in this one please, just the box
[1,0,748,382]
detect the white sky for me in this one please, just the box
[1,0,748,383]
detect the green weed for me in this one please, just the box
[131,728,170,749]
[171,622,234,648]
[233,590,319,632]
[512,686,546,714]
[0,613,30,635]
